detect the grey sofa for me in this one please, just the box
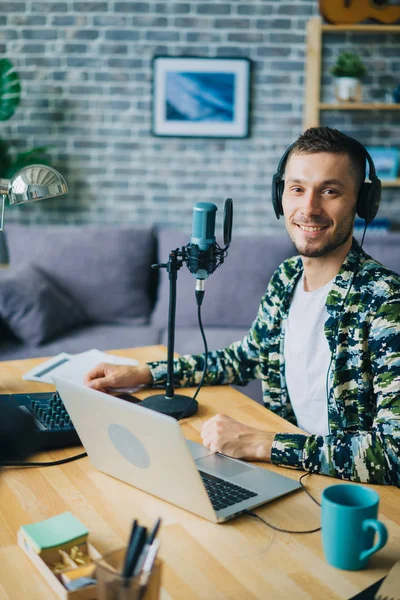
[0,224,399,403]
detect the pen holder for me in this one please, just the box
[94,548,162,600]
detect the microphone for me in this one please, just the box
[185,200,232,305]
[186,202,218,281]
[146,198,233,420]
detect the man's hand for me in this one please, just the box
[84,363,153,392]
[201,414,275,462]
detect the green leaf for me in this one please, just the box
[331,52,367,80]
[0,58,21,121]
[6,145,51,179]
[0,137,12,175]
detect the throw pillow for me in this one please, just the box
[0,264,88,346]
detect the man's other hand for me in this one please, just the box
[84,363,153,392]
[201,414,275,462]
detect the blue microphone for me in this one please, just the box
[191,202,217,250]
[187,202,218,281]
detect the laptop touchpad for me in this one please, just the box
[195,453,254,478]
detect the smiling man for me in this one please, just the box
[85,127,400,486]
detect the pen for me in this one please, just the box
[122,518,137,577]
[122,525,147,580]
[147,518,161,546]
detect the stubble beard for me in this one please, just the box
[287,214,355,258]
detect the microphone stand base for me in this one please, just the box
[140,393,199,420]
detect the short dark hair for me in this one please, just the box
[287,127,366,191]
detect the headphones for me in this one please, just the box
[272,135,382,225]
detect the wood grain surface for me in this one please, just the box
[0,346,399,599]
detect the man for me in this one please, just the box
[85,127,400,486]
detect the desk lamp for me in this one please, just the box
[0,164,68,230]
[0,163,67,461]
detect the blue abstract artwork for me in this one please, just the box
[153,57,250,137]
[165,72,235,122]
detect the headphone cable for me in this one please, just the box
[244,471,321,534]
[360,219,368,247]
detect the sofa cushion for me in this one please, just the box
[362,234,400,274]
[5,225,156,324]
[0,323,161,361]
[152,230,295,329]
[0,264,88,346]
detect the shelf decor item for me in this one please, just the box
[319,0,400,25]
[331,51,367,102]
[152,56,251,138]
[366,147,399,181]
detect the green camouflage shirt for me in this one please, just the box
[148,239,400,486]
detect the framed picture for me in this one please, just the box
[152,56,251,138]
[366,147,399,181]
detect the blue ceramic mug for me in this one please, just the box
[321,484,388,571]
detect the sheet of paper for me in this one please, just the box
[23,349,140,391]
[23,353,73,384]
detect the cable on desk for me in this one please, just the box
[0,451,88,468]
[244,472,321,534]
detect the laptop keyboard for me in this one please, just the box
[200,471,258,511]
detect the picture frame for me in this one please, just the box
[366,146,399,181]
[152,56,251,139]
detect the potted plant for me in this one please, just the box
[0,57,48,181]
[331,51,367,103]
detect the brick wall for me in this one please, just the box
[1,1,399,235]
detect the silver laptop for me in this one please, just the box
[54,377,300,523]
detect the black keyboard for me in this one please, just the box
[200,471,258,511]
[0,392,81,450]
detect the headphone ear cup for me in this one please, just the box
[357,179,381,224]
[356,182,370,220]
[366,177,381,224]
[272,173,284,219]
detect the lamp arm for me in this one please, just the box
[0,179,10,196]
[0,196,5,232]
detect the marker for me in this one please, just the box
[133,518,162,577]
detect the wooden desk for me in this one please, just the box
[0,345,399,599]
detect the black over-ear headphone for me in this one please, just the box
[272,135,382,225]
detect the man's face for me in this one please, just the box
[281,152,358,258]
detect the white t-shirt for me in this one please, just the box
[283,274,334,436]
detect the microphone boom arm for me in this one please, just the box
[152,249,184,400]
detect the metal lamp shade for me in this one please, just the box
[7,164,68,206]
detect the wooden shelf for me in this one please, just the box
[304,18,400,129]
[304,18,400,188]
[381,179,400,188]
[322,24,400,33]
[319,103,400,110]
